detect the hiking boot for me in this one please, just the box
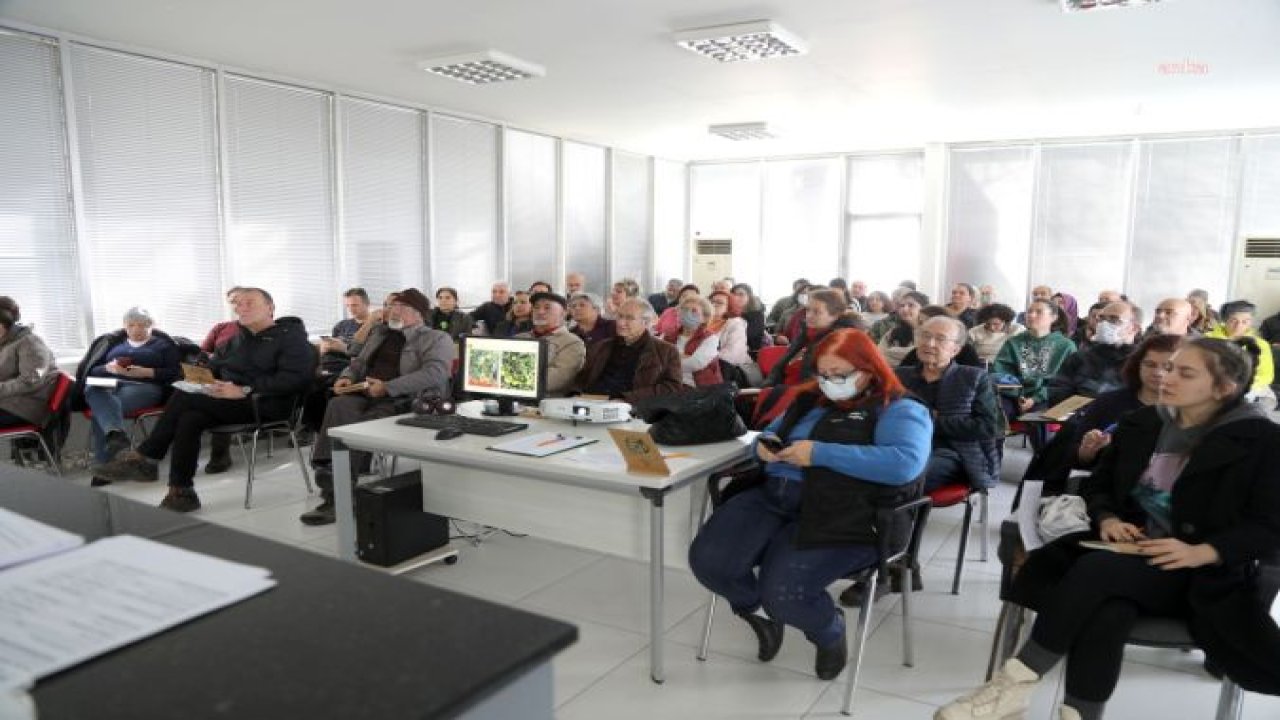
[814,611,848,680]
[159,486,201,513]
[299,497,336,526]
[95,451,159,483]
[935,658,1039,720]
[103,430,131,460]
[735,610,784,662]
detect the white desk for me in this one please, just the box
[328,403,755,683]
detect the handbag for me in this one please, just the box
[630,382,749,445]
[1038,494,1091,542]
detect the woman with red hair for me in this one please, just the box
[689,328,932,680]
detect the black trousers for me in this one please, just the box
[139,392,265,488]
[1013,534,1191,702]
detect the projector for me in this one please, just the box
[539,398,632,424]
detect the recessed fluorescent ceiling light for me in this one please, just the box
[418,50,545,84]
[709,122,777,141]
[675,20,807,62]
[1061,0,1161,11]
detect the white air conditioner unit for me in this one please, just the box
[1233,238,1280,318]
[692,238,733,291]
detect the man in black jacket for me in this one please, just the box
[97,288,316,512]
[469,281,512,335]
[1048,301,1141,406]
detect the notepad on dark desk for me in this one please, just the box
[487,432,596,457]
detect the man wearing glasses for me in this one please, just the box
[1047,301,1142,406]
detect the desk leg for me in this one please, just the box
[332,439,357,563]
[641,488,666,684]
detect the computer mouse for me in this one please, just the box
[435,428,466,441]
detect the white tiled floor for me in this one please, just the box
[71,438,1280,719]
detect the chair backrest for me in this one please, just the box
[757,345,788,376]
[48,372,74,414]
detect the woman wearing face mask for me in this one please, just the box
[875,291,929,367]
[776,284,817,345]
[762,289,862,388]
[940,338,1280,720]
[652,284,701,338]
[661,295,722,387]
[689,328,931,681]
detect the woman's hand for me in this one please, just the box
[1139,538,1220,570]
[1077,429,1111,463]
[1099,517,1146,542]
[755,442,778,462]
[104,360,124,376]
[1017,396,1035,413]
[774,440,814,467]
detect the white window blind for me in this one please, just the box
[761,158,842,303]
[846,153,925,297]
[689,163,761,300]
[1029,142,1132,308]
[69,44,222,343]
[503,129,557,293]
[652,158,688,291]
[1127,138,1239,314]
[430,114,498,305]
[223,75,335,334]
[610,151,652,288]
[339,97,426,300]
[0,30,83,353]
[1240,135,1280,238]
[945,147,1035,310]
[562,141,607,294]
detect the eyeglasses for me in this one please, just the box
[1098,314,1127,324]
[916,331,958,345]
[816,371,858,384]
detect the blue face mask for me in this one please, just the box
[679,310,702,330]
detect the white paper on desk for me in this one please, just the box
[0,508,84,571]
[83,377,117,389]
[0,535,274,691]
[1017,480,1045,551]
[561,447,699,473]
[487,431,597,458]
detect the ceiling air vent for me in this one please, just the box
[1245,238,1280,259]
[696,238,733,255]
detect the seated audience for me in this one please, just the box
[528,280,553,295]
[946,283,979,328]
[1051,292,1080,339]
[766,278,810,333]
[516,292,584,397]
[978,285,996,307]
[1259,306,1280,346]
[779,284,824,344]
[569,292,615,346]
[896,317,1000,493]
[875,291,929,366]
[648,277,683,316]
[470,281,513,335]
[828,277,853,308]
[968,303,1023,366]
[73,307,181,480]
[603,278,641,320]
[939,338,1280,720]
[320,287,371,363]
[848,280,868,310]
[729,283,768,354]
[493,290,534,337]
[661,295,722,387]
[197,287,247,474]
[1015,285,1054,325]
[992,299,1076,420]
[898,305,984,370]
[1074,301,1106,349]
[429,287,473,341]
[688,328,931,681]
[764,289,862,387]
[299,289,454,525]
[708,291,750,366]
[1206,299,1276,409]
[0,296,59,432]
[711,278,734,295]
[1047,301,1142,406]
[860,291,892,326]
[1187,294,1217,335]
[653,284,701,338]
[564,272,586,297]
[575,299,682,402]
[1096,289,1124,304]
[98,288,315,512]
[1146,297,1195,338]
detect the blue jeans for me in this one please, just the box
[924,447,966,492]
[689,476,878,648]
[84,382,165,462]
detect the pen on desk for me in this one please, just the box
[536,434,566,447]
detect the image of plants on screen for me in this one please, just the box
[499,351,537,392]
[467,349,500,388]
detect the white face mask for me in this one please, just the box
[1093,321,1126,346]
[387,317,405,330]
[796,293,809,306]
[818,371,864,402]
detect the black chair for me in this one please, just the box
[208,393,312,509]
[693,464,932,716]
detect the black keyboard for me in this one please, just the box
[395,414,528,437]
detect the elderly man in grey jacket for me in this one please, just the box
[301,288,455,525]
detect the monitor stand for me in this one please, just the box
[481,398,519,417]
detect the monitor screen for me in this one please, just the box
[458,335,549,415]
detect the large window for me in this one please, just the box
[503,129,558,293]
[760,158,843,303]
[430,115,499,306]
[846,153,925,298]
[945,147,1035,309]
[689,163,761,298]
[561,141,607,294]
[610,151,652,286]
[652,158,688,291]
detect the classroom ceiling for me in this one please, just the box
[3,0,1280,160]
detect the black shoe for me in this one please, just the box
[95,451,159,483]
[889,564,924,593]
[736,611,784,662]
[299,498,336,526]
[814,613,848,681]
[838,579,889,608]
[204,454,232,474]
[103,430,131,460]
[90,476,112,487]
[159,487,201,513]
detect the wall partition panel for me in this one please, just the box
[223,75,334,333]
[69,45,222,341]
[339,97,426,300]
[846,153,925,296]
[430,114,499,305]
[561,141,607,295]
[503,129,558,293]
[0,30,83,352]
[1127,138,1239,315]
[610,151,652,287]
[945,147,1035,310]
[760,158,842,303]
[689,163,762,300]
[652,158,688,291]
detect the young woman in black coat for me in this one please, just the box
[938,337,1280,720]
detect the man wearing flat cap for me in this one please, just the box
[517,292,585,397]
[300,287,455,525]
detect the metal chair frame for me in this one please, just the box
[1,372,74,478]
[208,393,313,509]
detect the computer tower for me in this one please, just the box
[355,469,449,567]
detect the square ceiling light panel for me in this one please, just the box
[674,20,808,63]
[419,50,545,84]
[708,122,777,141]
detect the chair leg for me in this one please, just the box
[290,430,313,494]
[35,434,62,478]
[841,571,879,715]
[978,491,989,562]
[900,564,914,668]
[696,593,718,661]
[242,432,260,510]
[1215,678,1243,720]
[951,499,975,595]
[986,602,1027,681]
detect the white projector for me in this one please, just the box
[539,398,632,424]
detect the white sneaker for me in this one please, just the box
[934,658,1040,720]
[1059,706,1082,720]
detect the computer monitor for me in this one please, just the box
[457,335,549,416]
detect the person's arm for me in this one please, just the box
[1029,338,1077,404]
[0,335,55,398]
[682,334,719,372]
[349,311,383,356]
[150,337,183,385]
[384,330,455,398]
[622,343,684,403]
[717,318,750,365]
[933,372,1000,441]
[807,399,932,485]
[1202,433,1280,566]
[249,331,317,396]
[544,334,586,396]
[1252,336,1274,389]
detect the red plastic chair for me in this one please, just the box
[927,481,989,594]
[1,372,74,477]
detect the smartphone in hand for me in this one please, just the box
[758,433,786,453]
